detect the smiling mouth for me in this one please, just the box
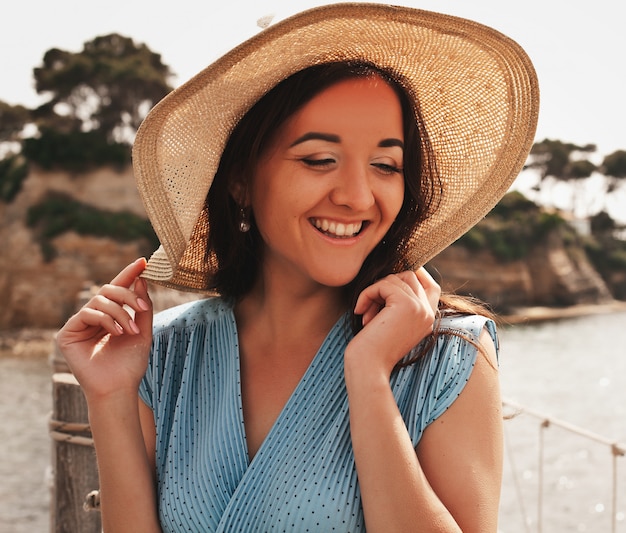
[311,218,365,238]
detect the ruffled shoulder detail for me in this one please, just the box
[139,297,235,409]
[391,314,498,446]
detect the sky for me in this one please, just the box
[2,0,624,156]
[2,0,626,220]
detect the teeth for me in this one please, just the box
[313,218,362,237]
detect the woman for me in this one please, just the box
[56,4,539,532]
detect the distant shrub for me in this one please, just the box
[27,192,158,261]
[535,212,566,238]
[0,155,29,202]
[456,191,566,261]
[490,190,538,216]
[585,235,626,272]
[607,249,626,270]
[22,128,130,171]
[457,227,486,251]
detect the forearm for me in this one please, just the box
[87,392,161,533]
[345,364,461,533]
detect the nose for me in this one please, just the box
[329,164,375,211]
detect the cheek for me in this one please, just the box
[384,180,405,222]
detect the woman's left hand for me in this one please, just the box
[346,267,441,376]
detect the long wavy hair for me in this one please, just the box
[207,60,495,340]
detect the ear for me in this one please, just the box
[229,179,249,206]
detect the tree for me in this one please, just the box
[527,139,597,182]
[33,34,173,142]
[601,149,626,193]
[525,139,597,217]
[0,101,31,143]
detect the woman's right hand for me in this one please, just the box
[56,258,154,401]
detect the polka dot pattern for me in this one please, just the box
[139,298,497,532]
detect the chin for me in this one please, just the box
[304,256,368,289]
[313,270,361,289]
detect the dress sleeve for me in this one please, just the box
[137,297,226,410]
[393,314,499,446]
[138,326,170,409]
[137,299,198,410]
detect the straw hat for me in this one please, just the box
[133,2,539,292]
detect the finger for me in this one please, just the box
[97,284,151,317]
[88,294,141,335]
[387,272,436,323]
[354,276,407,326]
[415,267,441,312]
[63,306,125,338]
[132,277,153,336]
[392,271,422,297]
[109,257,148,288]
[415,266,438,292]
[354,279,388,315]
[360,300,383,327]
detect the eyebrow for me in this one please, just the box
[289,131,404,150]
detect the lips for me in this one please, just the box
[311,218,364,238]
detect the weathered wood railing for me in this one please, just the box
[49,283,102,533]
[49,346,101,533]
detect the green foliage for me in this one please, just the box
[33,33,173,141]
[602,150,626,178]
[456,191,566,261]
[27,192,158,261]
[0,101,31,142]
[590,211,616,234]
[601,150,626,195]
[490,189,538,216]
[22,128,130,171]
[527,138,596,181]
[585,211,626,293]
[569,159,597,179]
[0,155,29,202]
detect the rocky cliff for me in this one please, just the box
[0,166,616,329]
[427,233,613,312]
[0,166,152,328]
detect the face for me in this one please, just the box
[248,75,405,289]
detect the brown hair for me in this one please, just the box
[207,60,494,335]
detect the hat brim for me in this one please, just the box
[133,2,539,292]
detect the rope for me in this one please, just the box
[502,421,532,533]
[611,443,624,533]
[48,417,94,447]
[83,490,101,512]
[503,399,625,533]
[537,419,549,533]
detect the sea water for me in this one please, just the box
[498,310,626,532]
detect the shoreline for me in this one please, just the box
[500,300,626,325]
[2,301,626,359]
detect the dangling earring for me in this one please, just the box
[238,207,251,233]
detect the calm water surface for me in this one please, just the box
[0,357,51,533]
[498,310,626,533]
[1,310,625,532]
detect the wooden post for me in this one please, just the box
[50,368,101,533]
[49,283,101,532]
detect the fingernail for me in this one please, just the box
[137,298,150,311]
[115,322,124,335]
[129,320,140,334]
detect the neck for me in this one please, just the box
[235,270,348,353]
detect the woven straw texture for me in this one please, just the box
[132,2,539,292]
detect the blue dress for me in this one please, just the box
[139,297,497,532]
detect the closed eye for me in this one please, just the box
[301,158,336,169]
[372,162,402,175]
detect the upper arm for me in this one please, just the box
[138,396,157,480]
[416,327,503,532]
